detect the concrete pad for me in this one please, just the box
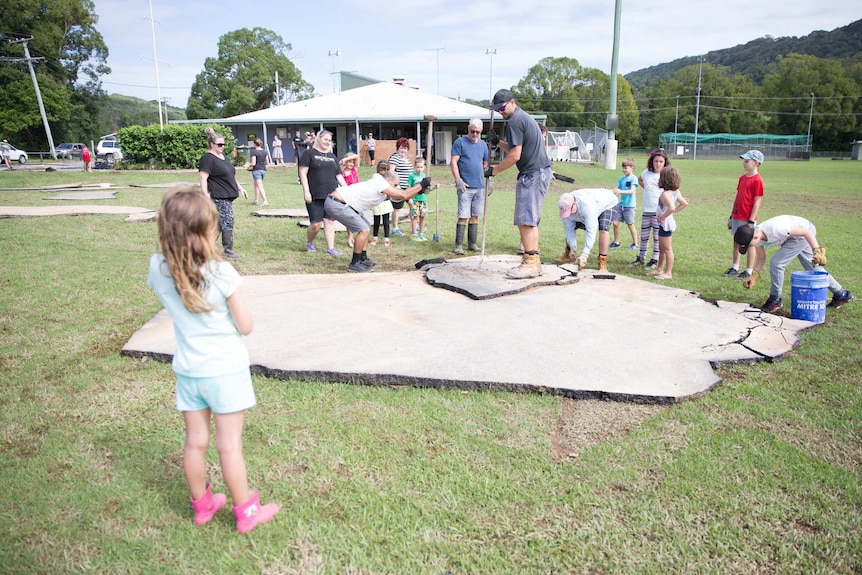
[122,262,820,403]
[128,182,198,188]
[125,212,157,223]
[253,208,308,218]
[0,205,155,219]
[46,191,117,200]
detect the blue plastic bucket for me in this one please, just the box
[790,270,829,323]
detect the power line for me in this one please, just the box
[101,80,189,90]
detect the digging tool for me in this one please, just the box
[479,106,495,268]
[424,114,439,242]
[432,183,440,242]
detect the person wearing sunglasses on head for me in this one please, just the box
[483,89,553,279]
[199,127,248,259]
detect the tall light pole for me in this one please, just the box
[425,46,445,94]
[674,95,680,152]
[328,50,340,94]
[807,92,815,152]
[147,0,164,130]
[486,49,496,103]
[693,56,704,160]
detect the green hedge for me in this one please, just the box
[116,124,237,169]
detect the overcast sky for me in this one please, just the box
[92,0,861,107]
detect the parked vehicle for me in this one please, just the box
[3,144,28,164]
[96,136,123,166]
[56,143,86,159]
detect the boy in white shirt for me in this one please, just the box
[734,215,852,312]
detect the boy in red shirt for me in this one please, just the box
[725,150,764,280]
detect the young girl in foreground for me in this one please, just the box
[652,166,689,280]
[147,186,279,532]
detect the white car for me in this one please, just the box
[2,143,28,164]
[96,137,123,166]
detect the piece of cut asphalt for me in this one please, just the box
[123,254,819,403]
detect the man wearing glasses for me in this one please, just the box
[450,118,490,255]
[484,89,553,279]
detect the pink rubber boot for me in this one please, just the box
[190,484,226,525]
[232,490,280,533]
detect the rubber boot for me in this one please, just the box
[553,245,571,265]
[454,223,465,255]
[232,490,280,534]
[506,253,543,279]
[598,255,608,272]
[222,228,243,259]
[190,484,226,525]
[467,223,479,251]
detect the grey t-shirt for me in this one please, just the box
[505,107,551,174]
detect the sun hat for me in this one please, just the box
[740,150,764,163]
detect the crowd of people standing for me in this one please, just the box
[191,99,851,309]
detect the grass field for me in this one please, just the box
[0,156,860,574]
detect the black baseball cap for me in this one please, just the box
[734,225,755,254]
[490,89,514,109]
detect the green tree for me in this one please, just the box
[0,0,109,149]
[186,28,314,120]
[513,57,585,128]
[512,57,638,147]
[761,54,858,151]
[637,64,763,147]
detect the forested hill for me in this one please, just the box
[625,18,862,90]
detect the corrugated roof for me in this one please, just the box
[220,82,502,124]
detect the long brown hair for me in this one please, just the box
[157,186,221,313]
[647,149,670,172]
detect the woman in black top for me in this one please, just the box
[298,130,347,255]
[198,127,248,259]
[249,138,269,206]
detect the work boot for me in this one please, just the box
[506,253,543,279]
[598,255,608,272]
[222,229,243,259]
[467,223,479,251]
[454,223,465,255]
[553,245,571,265]
[232,490,279,534]
[190,484,226,525]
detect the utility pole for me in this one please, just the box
[424,46,445,94]
[806,92,815,152]
[328,51,340,94]
[146,0,165,130]
[8,37,57,159]
[693,56,704,161]
[604,0,622,170]
[485,49,496,104]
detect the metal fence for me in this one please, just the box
[547,126,609,163]
[659,133,812,161]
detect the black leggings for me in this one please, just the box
[373,213,390,238]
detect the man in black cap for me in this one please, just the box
[484,89,553,278]
[734,216,852,313]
